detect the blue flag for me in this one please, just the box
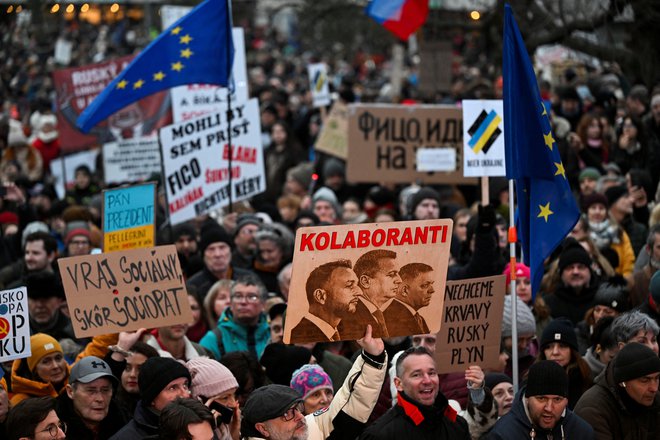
[502,4,579,296]
[77,0,234,133]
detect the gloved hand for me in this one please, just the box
[477,204,496,233]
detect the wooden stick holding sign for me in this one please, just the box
[435,275,506,373]
[58,245,191,338]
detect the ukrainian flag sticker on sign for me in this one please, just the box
[462,100,507,177]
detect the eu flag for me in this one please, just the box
[503,4,579,296]
[77,0,234,133]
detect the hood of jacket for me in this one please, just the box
[10,356,70,402]
[508,386,570,439]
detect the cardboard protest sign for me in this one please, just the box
[462,100,506,177]
[0,287,30,362]
[307,63,331,108]
[103,183,156,252]
[159,98,265,225]
[346,104,476,184]
[58,245,191,338]
[103,137,162,185]
[284,219,453,344]
[50,149,99,199]
[314,102,349,159]
[435,275,506,373]
[52,56,172,153]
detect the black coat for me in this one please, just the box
[544,281,598,326]
[359,392,470,440]
[487,386,594,440]
[57,392,126,440]
[109,403,158,440]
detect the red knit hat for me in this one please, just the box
[65,228,91,245]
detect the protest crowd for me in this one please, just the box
[1,2,660,440]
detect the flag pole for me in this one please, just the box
[508,178,519,392]
[225,0,234,213]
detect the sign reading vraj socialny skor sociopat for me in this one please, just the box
[284,219,453,344]
[0,286,31,362]
[103,183,156,252]
[58,245,192,338]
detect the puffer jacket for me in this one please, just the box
[243,350,387,440]
[574,359,660,439]
[199,308,270,360]
[486,386,594,440]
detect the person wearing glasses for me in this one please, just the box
[110,356,192,440]
[241,325,387,440]
[199,274,270,361]
[6,396,66,440]
[57,356,125,439]
[64,228,93,257]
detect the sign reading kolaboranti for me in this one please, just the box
[58,245,192,338]
[462,100,506,177]
[103,183,156,252]
[284,219,453,344]
[159,98,265,225]
[347,104,476,184]
[0,287,30,362]
[435,275,506,373]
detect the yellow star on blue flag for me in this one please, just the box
[503,4,579,298]
[76,0,234,132]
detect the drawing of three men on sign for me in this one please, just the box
[291,249,437,343]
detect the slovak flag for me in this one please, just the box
[366,0,430,41]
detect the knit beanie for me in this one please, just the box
[260,344,312,386]
[322,158,345,178]
[290,364,333,400]
[233,214,262,238]
[0,211,18,226]
[26,271,65,300]
[558,241,592,272]
[172,223,197,242]
[312,187,341,216]
[7,119,27,147]
[409,187,441,216]
[199,225,232,254]
[525,360,568,397]
[139,357,191,407]
[287,162,314,189]
[27,334,63,372]
[613,342,660,383]
[594,278,630,313]
[581,192,608,213]
[187,357,238,399]
[605,185,628,207]
[540,318,578,352]
[650,271,660,305]
[21,221,50,248]
[65,228,91,246]
[485,373,512,392]
[578,167,601,182]
[501,295,536,338]
[503,262,530,286]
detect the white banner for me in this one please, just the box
[0,287,31,362]
[159,98,265,225]
[462,100,506,177]
[307,63,331,108]
[103,137,162,185]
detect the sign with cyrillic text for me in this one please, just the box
[347,104,476,184]
[0,287,30,362]
[435,275,506,373]
[284,219,453,344]
[159,98,265,225]
[58,245,192,338]
[103,183,156,252]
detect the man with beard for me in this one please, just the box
[241,326,387,440]
[383,263,434,335]
[544,239,600,325]
[0,231,57,289]
[290,259,362,343]
[630,225,660,306]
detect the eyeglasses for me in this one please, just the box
[38,421,67,438]
[70,239,90,246]
[230,293,261,303]
[281,401,305,421]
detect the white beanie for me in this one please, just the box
[7,119,28,147]
[187,357,238,399]
[501,295,536,337]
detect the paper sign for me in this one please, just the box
[416,148,456,172]
[50,149,99,199]
[315,102,349,159]
[346,104,476,184]
[103,137,162,185]
[103,183,156,252]
[308,63,331,108]
[0,287,31,362]
[284,219,453,344]
[159,98,265,225]
[58,245,192,338]
[462,100,506,177]
[435,275,506,373]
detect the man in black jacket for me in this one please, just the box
[359,346,470,440]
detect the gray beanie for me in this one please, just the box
[312,187,341,216]
[501,295,536,337]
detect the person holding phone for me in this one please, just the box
[187,357,241,440]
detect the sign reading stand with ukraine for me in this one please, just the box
[462,100,506,177]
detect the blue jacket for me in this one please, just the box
[199,308,270,360]
[487,387,594,440]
